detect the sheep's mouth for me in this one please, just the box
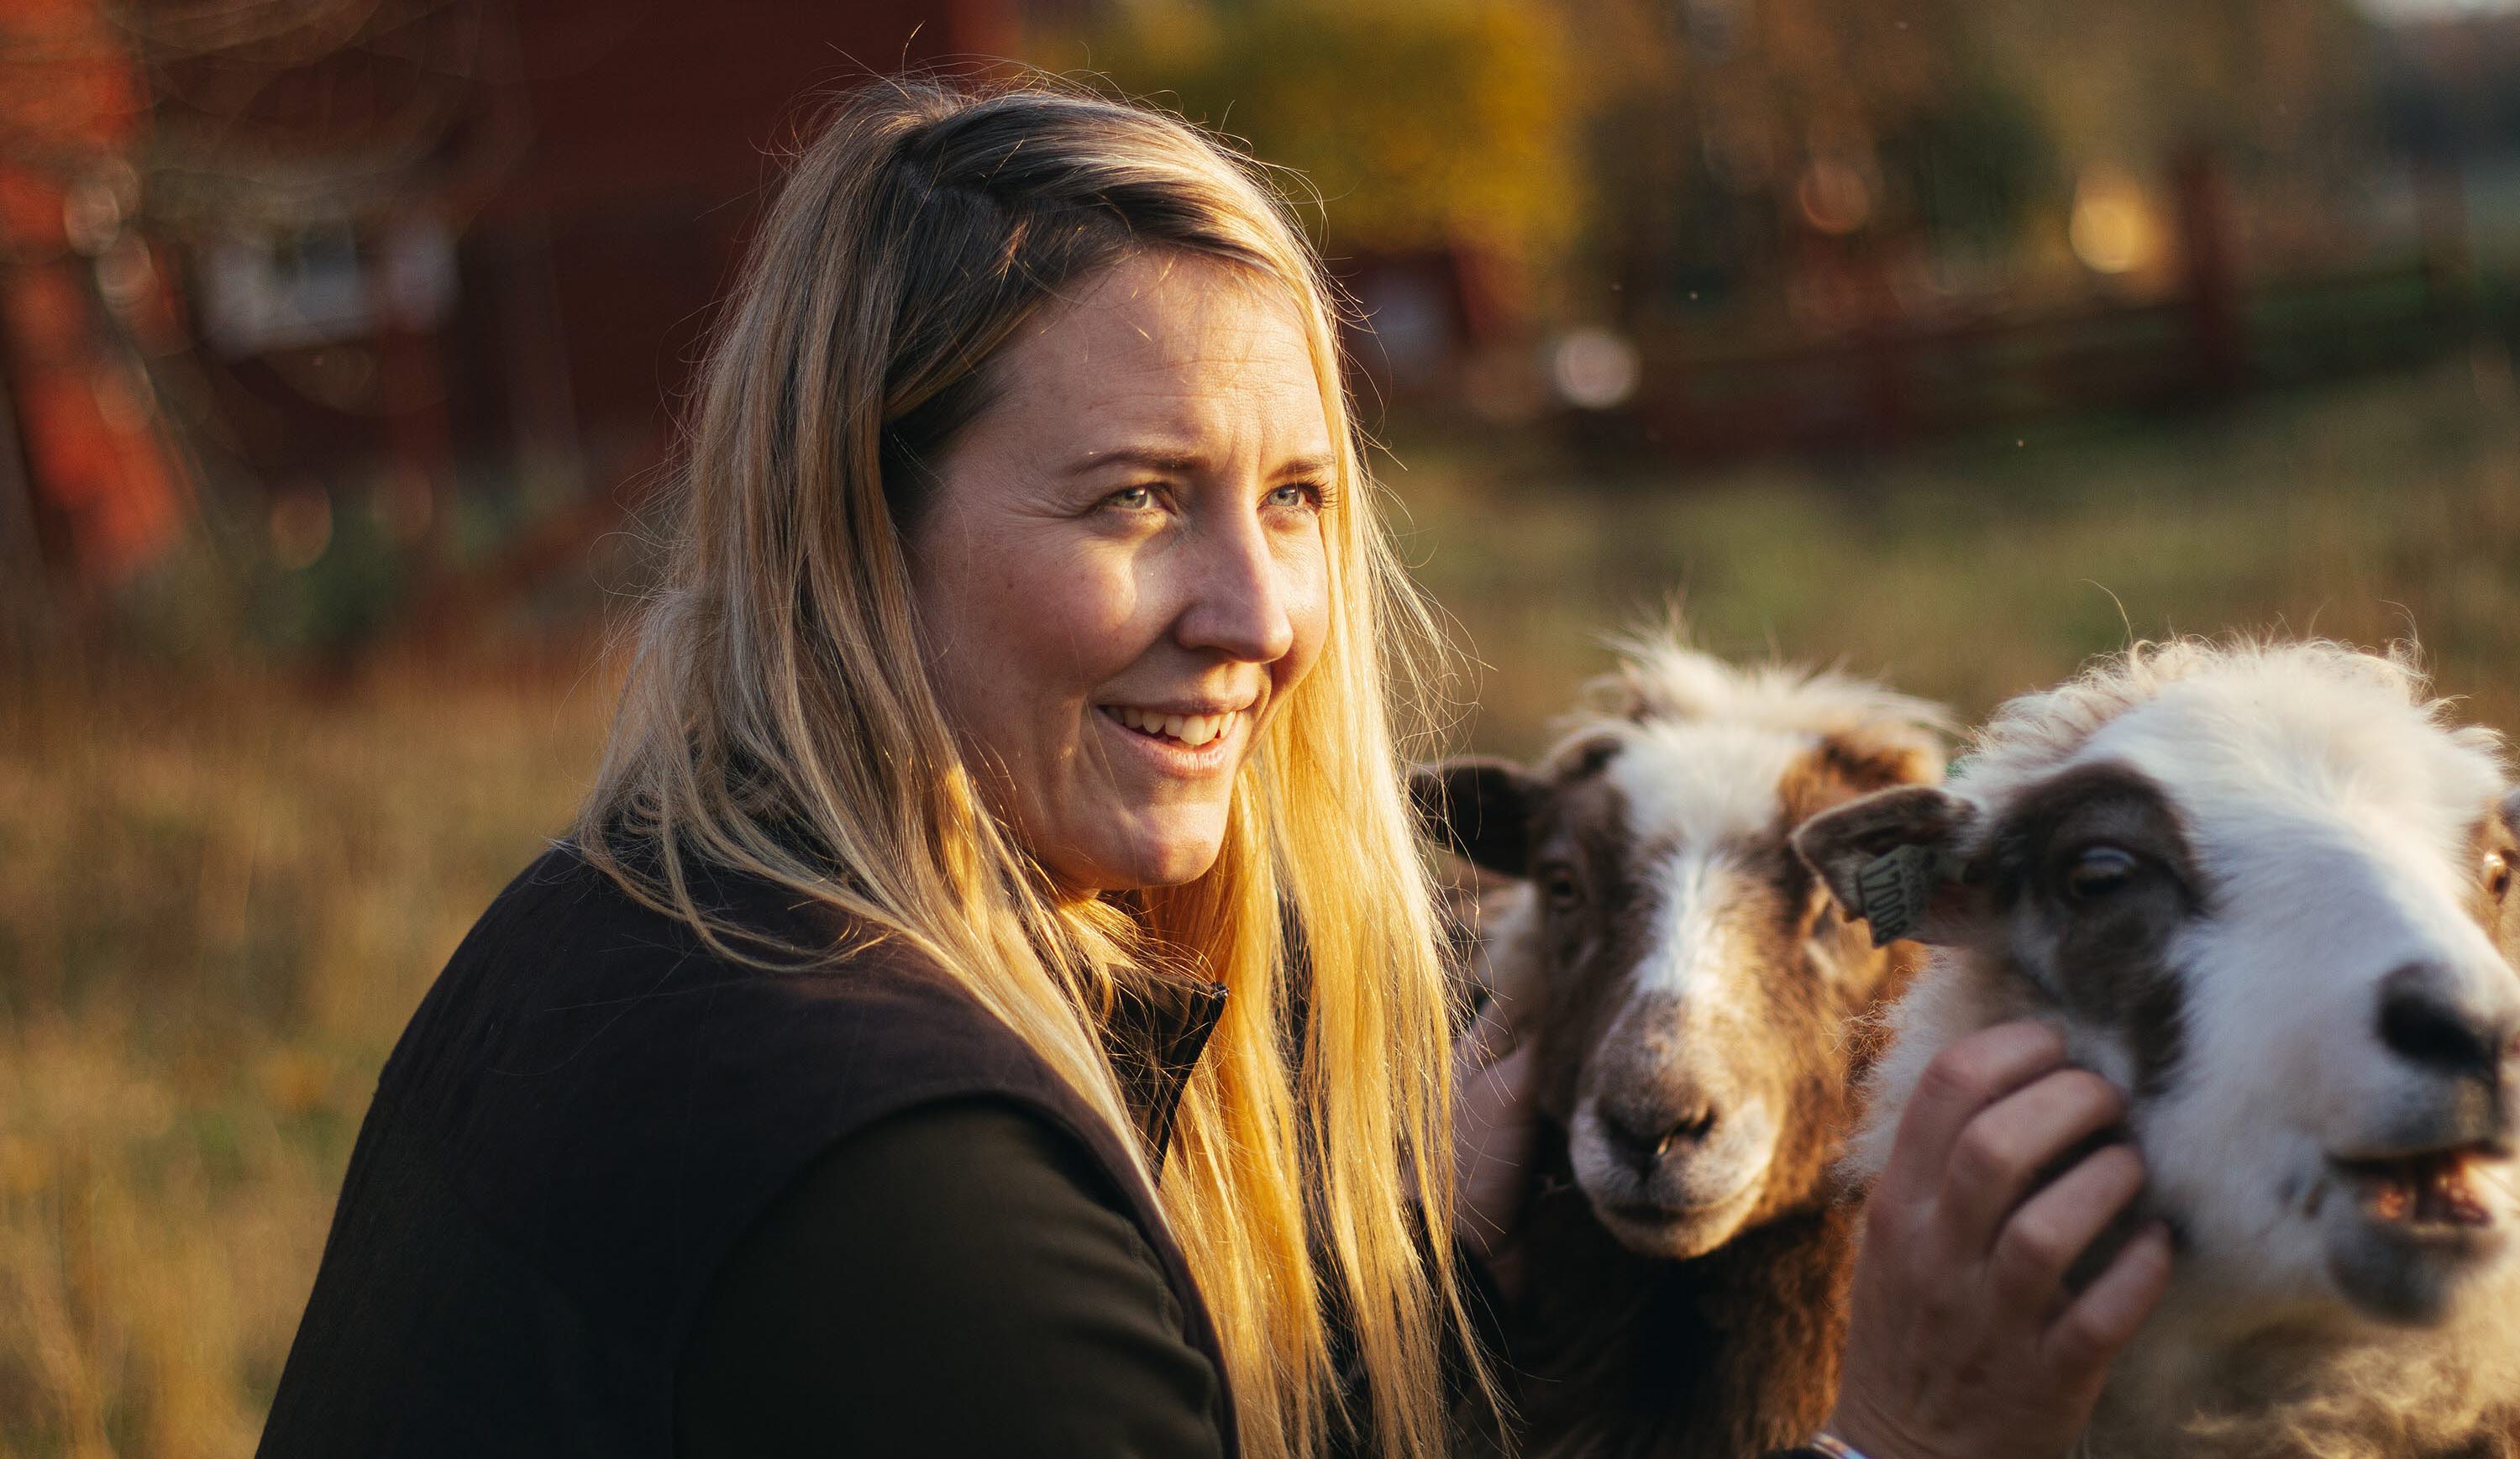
[2330,1145,2510,1231]
[1591,1184,1763,1260]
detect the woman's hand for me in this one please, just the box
[1452,997,1538,1297]
[1825,1021,2174,1459]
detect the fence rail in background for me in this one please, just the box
[1589,262,2505,461]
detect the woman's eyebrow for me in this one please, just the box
[1065,446,1205,476]
[1269,454,1336,480]
[1063,446,1336,478]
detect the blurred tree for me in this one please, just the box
[1068,0,1583,282]
[1559,0,2061,318]
[0,0,196,616]
[1557,0,2381,321]
[1886,77,2055,253]
[1976,0,2376,181]
[1971,0,2381,283]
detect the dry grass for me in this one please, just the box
[3,349,2517,1454]
[0,654,615,1456]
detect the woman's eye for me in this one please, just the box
[2486,850,2512,900]
[2062,844,2139,900]
[1103,485,1158,512]
[1264,482,1324,512]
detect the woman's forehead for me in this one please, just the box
[983,252,1334,469]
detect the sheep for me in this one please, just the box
[1793,638,2520,1459]
[1416,633,1950,1459]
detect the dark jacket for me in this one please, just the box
[257,845,1236,1457]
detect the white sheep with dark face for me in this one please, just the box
[1795,639,2520,1459]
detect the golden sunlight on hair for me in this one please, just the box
[572,74,1483,1459]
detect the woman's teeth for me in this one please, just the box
[1111,706,1228,748]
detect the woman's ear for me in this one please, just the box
[1793,784,1986,947]
[1410,758,1546,878]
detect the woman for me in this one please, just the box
[259,76,2168,1459]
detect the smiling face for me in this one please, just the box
[906,251,1333,895]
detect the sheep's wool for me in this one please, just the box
[1850,638,2520,1459]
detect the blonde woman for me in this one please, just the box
[258,78,2167,1459]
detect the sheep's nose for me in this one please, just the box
[2377,962,2518,1087]
[1600,1100,1719,1172]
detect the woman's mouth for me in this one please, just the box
[1100,704,1236,749]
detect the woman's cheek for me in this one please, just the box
[1007,538,1153,692]
[1273,535,1332,692]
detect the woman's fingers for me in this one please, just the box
[1452,1039,1538,1261]
[1885,1021,2069,1200]
[1457,1041,1535,1153]
[1941,1067,2128,1262]
[2041,1220,2174,1386]
[1987,1141,2145,1312]
[1828,1023,2171,1459]
[1456,996,1520,1073]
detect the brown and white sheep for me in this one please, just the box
[1795,638,2520,1459]
[1417,634,1950,1459]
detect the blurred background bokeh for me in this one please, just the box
[5,0,2520,1450]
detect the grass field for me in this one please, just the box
[4,349,2518,1455]
[1394,344,2520,754]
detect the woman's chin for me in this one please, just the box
[1044,820,1231,896]
[1116,837,1230,891]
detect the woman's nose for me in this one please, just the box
[1173,511,1298,664]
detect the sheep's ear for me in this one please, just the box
[1410,758,1545,877]
[1792,785,1984,947]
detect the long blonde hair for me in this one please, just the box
[575,75,1480,1459]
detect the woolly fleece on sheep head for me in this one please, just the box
[1807,638,2520,1459]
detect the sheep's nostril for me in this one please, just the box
[1598,1109,1658,1169]
[2377,963,2508,1084]
[1602,1104,1719,1170]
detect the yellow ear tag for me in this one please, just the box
[1854,843,1945,946]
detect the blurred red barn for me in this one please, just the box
[0,0,1020,604]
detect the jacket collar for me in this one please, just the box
[1100,963,1228,1173]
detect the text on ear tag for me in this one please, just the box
[1854,843,1942,945]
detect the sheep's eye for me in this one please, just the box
[2486,850,2512,900]
[1538,862,1585,913]
[2062,845,2139,900]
